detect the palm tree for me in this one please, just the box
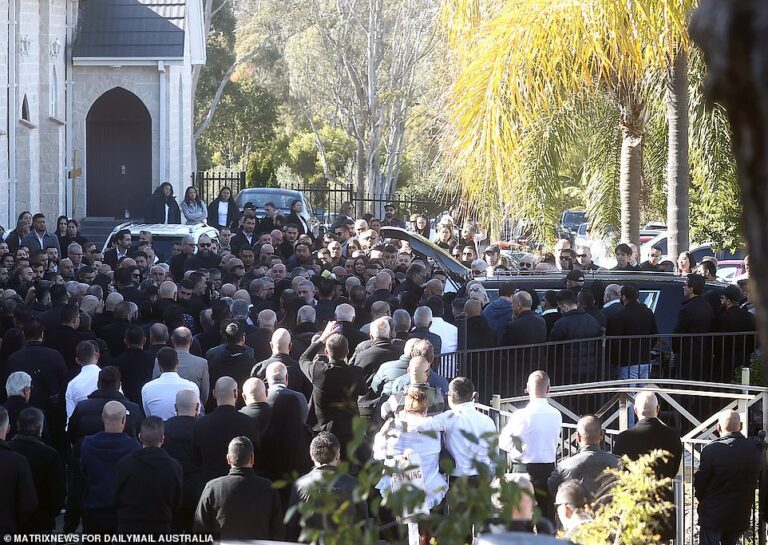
[666,49,690,259]
[442,0,694,245]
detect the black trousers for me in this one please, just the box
[512,462,555,523]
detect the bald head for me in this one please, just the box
[270,328,291,355]
[297,305,316,325]
[220,283,237,297]
[374,272,391,291]
[576,415,603,445]
[634,391,659,419]
[464,299,482,319]
[213,376,238,406]
[158,281,177,300]
[718,410,742,434]
[604,284,622,303]
[105,292,124,311]
[258,310,277,329]
[335,303,355,322]
[512,290,532,309]
[174,389,200,417]
[242,377,267,404]
[102,400,126,432]
[370,301,390,319]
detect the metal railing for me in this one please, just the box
[474,376,768,545]
[192,170,246,204]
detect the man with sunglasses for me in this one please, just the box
[184,235,222,272]
[640,245,664,272]
[575,245,600,271]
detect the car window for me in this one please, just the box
[638,290,661,313]
[564,212,587,225]
[235,191,300,210]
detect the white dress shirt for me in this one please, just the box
[65,364,101,419]
[499,397,562,464]
[218,201,228,226]
[141,372,199,420]
[417,401,497,477]
[429,317,458,355]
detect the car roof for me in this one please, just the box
[236,188,303,197]
[110,223,218,237]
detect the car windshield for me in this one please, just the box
[132,235,184,260]
[235,190,301,211]
[564,211,587,226]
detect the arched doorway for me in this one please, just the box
[86,88,152,218]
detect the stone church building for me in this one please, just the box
[0,0,206,230]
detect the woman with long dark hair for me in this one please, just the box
[144,182,181,224]
[207,186,239,230]
[414,214,431,238]
[62,219,88,246]
[180,186,208,224]
[55,215,68,249]
[677,250,696,276]
[286,199,311,236]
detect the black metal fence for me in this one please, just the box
[192,170,246,205]
[192,170,446,222]
[437,332,759,428]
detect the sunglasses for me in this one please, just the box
[199,243,211,248]
[576,254,587,258]
[519,262,532,268]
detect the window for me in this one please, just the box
[21,94,30,121]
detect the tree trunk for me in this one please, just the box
[619,127,643,246]
[666,49,690,260]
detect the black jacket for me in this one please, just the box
[457,316,496,351]
[8,434,65,531]
[230,231,258,257]
[547,444,620,496]
[44,324,98,380]
[192,405,261,481]
[288,465,368,541]
[409,327,442,355]
[2,396,30,440]
[350,339,403,381]
[695,432,761,531]
[207,344,256,411]
[335,321,369,354]
[501,310,547,346]
[113,347,156,405]
[251,353,313,401]
[194,467,284,540]
[672,296,715,381]
[245,327,274,363]
[712,306,757,383]
[68,389,143,455]
[114,446,183,530]
[300,341,365,444]
[542,310,561,337]
[290,323,317,361]
[206,198,239,231]
[240,402,273,439]
[0,440,38,534]
[609,300,658,367]
[144,185,181,224]
[5,342,67,415]
[548,309,603,384]
[286,212,310,236]
[613,417,683,540]
[98,319,132,358]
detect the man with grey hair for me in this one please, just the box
[0,405,38,533]
[265,361,309,423]
[601,283,623,322]
[392,308,411,342]
[3,371,32,440]
[152,327,210,407]
[251,328,312,401]
[695,410,761,545]
[350,317,402,396]
[360,300,390,336]
[193,436,283,539]
[501,290,547,346]
[245,309,277,362]
[80,401,142,533]
[334,303,368,353]
[613,391,683,541]
[409,306,442,356]
[192,377,260,481]
[289,305,318,361]
[548,415,619,495]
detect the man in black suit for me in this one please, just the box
[98,301,134,359]
[45,303,98,380]
[540,290,561,337]
[549,290,603,385]
[6,318,67,451]
[350,317,403,381]
[695,410,761,545]
[673,273,715,382]
[300,321,365,457]
[163,389,202,533]
[501,291,547,346]
[712,285,756,384]
[103,229,133,271]
[0,406,38,535]
[240,378,272,438]
[264,362,309,423]
[113,325,155,405]
[192,376,260,481]
[612,283,658,385]
[194,436,283,540]
[548,415,619,496]
[245,309,276,363]
[230,214,259,257]
[3,371,32,440]
[287,432,367,541]
[9,408,65,532]
[251,328,312,400]
[613,392,682,541]
[114,416,183,533]
[333,304,369,354]
[409,306,443,355]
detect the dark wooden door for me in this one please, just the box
[86,88,152,218]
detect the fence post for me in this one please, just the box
[618,394,628,432]
[491,394,501,432]
[675,472,684,545]
[740,368,751,435]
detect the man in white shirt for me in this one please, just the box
[500,370,562,522]
[142,347,198,420]
[65,340,102,420]
[417,377,497,482]
[152,327,210,407]
[426,296,458,355]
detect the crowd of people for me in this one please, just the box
[0,188,761,542]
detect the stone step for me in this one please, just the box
[79,217,131,249]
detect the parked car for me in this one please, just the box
[558,209,588,239]
[716,259,746,283]
[234,187,319,236]
[102,222,219,260]
[381,227,724,335]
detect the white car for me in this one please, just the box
[102,222,219,259]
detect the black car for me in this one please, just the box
[381,227,725,334]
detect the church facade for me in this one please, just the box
[0,0,206,230]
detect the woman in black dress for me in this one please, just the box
[206,186,240,230]
[286,199,311,236]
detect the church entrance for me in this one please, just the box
[86,88,152,218]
